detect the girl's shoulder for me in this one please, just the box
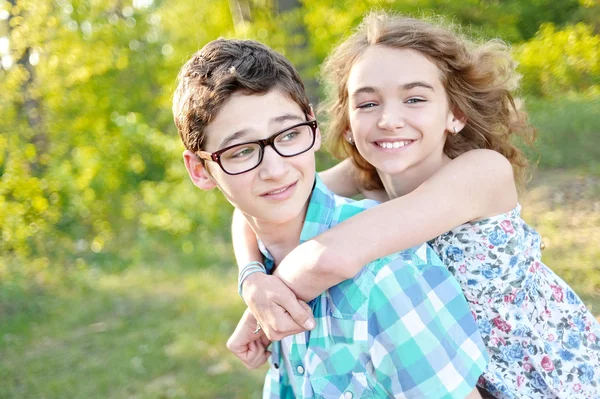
[448,149,518,220]
[431,202,542,256]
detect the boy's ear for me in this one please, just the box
[183,150,217,190]
[308,104,316,119]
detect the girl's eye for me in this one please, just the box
[357,102,377,109]
[406,98,426,104]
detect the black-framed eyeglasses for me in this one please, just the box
[197,119,318,175]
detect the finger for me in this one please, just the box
[277,297,316,331]
[262,308,305,340]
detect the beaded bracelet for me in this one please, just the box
[238,261,267,299]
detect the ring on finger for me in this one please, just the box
[253,323,262,335]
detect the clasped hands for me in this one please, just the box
[226,273,316,369]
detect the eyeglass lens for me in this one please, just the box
[219,124,314,174]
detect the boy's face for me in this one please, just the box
[184,89,321,226]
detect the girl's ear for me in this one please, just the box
[447,108,467,134]
[344,131,355,145]
[183,150,217,190]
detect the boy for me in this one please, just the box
[173,38,487,398]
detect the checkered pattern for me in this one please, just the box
[260,176,488,399]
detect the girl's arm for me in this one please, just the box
[277,149,518,301]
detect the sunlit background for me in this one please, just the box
[1,0,599,397]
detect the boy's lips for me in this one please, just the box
[260,181,298,200]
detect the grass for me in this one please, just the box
[1,264,267,398]
[524,95,600,174]
[1,95,600,398]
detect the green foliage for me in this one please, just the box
[514,23,600,97]
[1,0,598,274]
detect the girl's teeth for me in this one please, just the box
[378,141,410,149]
[269,187,286,194]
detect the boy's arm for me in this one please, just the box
[232,208,316,341]
[226,308,272,370]
[231,208,262,273]
[276,149,517,301]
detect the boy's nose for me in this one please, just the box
[258,146,289,180]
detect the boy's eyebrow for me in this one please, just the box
[351,81,435,99]
[271,113,305,125]
[219,129,250,149]
[218,113,304,149]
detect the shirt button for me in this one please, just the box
[296,365,304,375]
[273,363,279,369]
[343,391,353,399]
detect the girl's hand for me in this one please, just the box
[242,273,316,341]
[226,309,272,369]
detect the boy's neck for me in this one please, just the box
[245,202,309,267]
[380,150,452,199]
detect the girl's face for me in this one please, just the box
[346,46,463,177]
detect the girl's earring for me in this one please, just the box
[346,135,355,145]
[451,126,458,136]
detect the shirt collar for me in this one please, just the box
[257,175,336,272]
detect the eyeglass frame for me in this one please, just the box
[196,119,318,176]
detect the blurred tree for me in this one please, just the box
[0,0,598,276]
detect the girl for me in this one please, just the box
[235,12,600,398]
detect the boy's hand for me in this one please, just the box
[242,273,316,341]
[227,309,272,369]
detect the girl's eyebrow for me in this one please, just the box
[402,81,435,91]
[351,81,435,99]
[350,87,377,99]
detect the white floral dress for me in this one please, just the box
[429,204,600,398]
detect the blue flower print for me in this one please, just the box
[524,276,540,299]
[445,246,464,262]
[482,267,501,279]
[578,363,595,384]
[566,289,581,305]
[509,255,519,266]
[558,349,574,361]
[480,319,492,335]
[566,332,581,349]
[531,371,548,390]
[512,324,530,337]
[488,229,508,246]
[544,342,553,354]
[467,279,478,286]
[514,290,526,307]
[501,343,524,363]
[516,267,525,279]
[573,315,586,331]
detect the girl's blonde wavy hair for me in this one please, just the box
[321,11,536,190]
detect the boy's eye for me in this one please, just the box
[227,146,256,159]
[278,130,300,142]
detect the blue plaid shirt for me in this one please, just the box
[259,176,488,398]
